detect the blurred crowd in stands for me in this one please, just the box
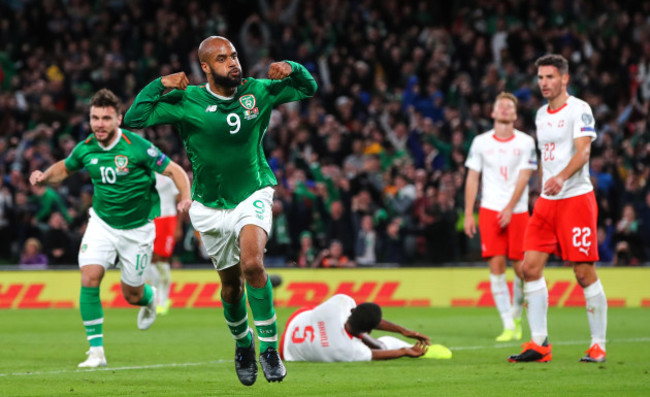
[1,0,650,268]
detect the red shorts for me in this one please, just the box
[479,208,529,260]
[153,215,178,258]
[523,191,599,262]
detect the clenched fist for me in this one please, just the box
[161,72,190,90]
[268,62,292,80]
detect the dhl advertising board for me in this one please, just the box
[1,268,649,309]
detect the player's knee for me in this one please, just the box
[242,263,265,282]
[520,261,542,280]
[124,291,142,305]
[221,282,244,302]
[573,265,595,287]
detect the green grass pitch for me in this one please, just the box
[1,307,648,396]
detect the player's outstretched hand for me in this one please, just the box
[403,329,431,345]
[268,62,292,80]
[29,170,45,186]
[161,72,189,90]
[404,342,428,358]
[177,198,192,214]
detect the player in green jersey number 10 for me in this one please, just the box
[123,36,317,386]
[30,89,191,368]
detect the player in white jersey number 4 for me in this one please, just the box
[464,92,536,342]
[508,54,607,364]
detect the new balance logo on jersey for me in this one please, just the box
[90,158,98,165]
[205,105,217,112]
[579,247,590,256]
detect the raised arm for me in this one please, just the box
[29,160,71,186]
[267,61,318,105]
[160,160,192,213]
[123,73,188,129]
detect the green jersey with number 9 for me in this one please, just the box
[123,60,317,209]
[64,129,171,229]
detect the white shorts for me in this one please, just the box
[79,208,155,287]
[189,187,274,270]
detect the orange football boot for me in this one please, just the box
[508,339,552,362]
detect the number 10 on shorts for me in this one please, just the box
[136,253,149,275]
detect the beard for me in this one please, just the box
[94,128,117,145]
[209,66,242,88]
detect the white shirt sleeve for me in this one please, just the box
[572,103,597,141]
[464,137,482,172]
[520,135,538,171]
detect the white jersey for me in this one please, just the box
[465,129,537,213]
[282,294,372,362]
[155,173,179,217]
[535,96,596,200]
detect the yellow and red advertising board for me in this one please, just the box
[1,267,649,309]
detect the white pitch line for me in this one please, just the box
[2,337,650,377]
[0,359,229,377]
[450,337,650,351]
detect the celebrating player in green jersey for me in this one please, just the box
[124,36,317,385]
[29,89,191,368]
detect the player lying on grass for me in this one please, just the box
[280,294,451,361]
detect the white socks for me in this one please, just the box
[512,276,524,319]
[490,273,514,330]
[524,277,548,346]
[583,279,607,350]
[155,262,172,306]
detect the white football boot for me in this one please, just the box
[137,286,157,330]
[78,346,107,368]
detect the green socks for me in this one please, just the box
[246,277,278,352]
[136,284,154,306]
[222,293,253,348]
[80,286,103,347]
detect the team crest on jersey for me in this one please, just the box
[239,94,256,110]
[114,155,129,175]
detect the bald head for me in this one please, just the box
[198,36,233,63]
[198,36,242,92]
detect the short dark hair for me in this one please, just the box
[535,54,569,75]
[347,302,382,334]
[90,88,122,114]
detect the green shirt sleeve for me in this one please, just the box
[64,141,85,172]
[132,133,171,174]
[267,61,318,106]
[123,78,186,129]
